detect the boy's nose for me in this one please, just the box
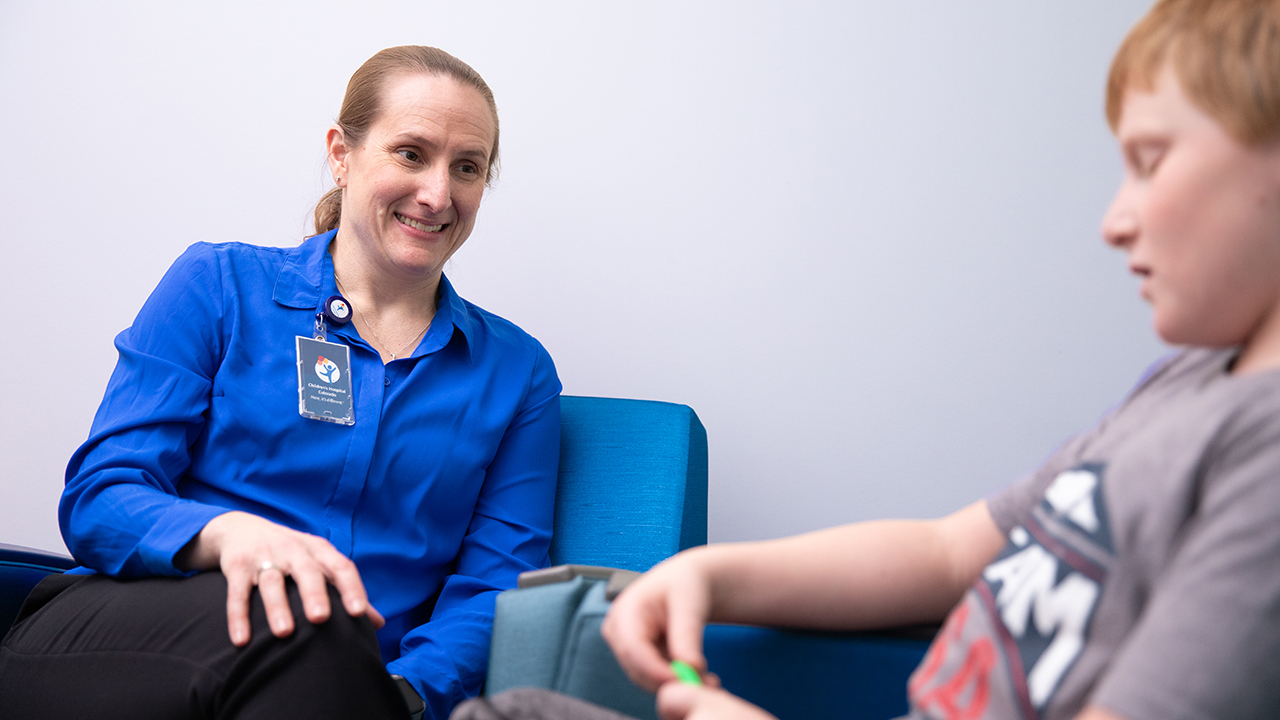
[1101,186,1138,249]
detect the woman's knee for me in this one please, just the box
[270,581,381,653]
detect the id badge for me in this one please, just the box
[296,336,355,425]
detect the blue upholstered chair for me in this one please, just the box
[484,396,931,720]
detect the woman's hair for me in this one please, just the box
[1107,0,1280,144]
[313,46,500,235]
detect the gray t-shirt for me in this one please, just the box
[904,348,1280,720]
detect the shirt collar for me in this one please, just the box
[272,230,337,310]
[420,274,474,361]
[272,229,474,362]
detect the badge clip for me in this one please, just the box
[314,294,353,342]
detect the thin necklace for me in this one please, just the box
[334,275,433,361]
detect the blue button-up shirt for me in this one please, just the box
[61,230,561,716]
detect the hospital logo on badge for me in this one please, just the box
[315,356,341,384]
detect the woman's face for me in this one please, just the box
[328,72,495,285]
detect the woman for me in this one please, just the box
[0,47,560,720]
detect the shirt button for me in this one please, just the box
[384,377,391,387]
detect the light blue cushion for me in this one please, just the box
[488,578,657,719]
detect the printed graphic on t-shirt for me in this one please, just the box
[907,464,1112,720]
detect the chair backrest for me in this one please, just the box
[551,396,708,572]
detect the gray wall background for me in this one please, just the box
[1,1,1163,555]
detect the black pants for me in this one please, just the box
[0,572,409,719]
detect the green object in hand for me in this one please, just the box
[670,659,703,686]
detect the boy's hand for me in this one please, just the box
[656,683,778,720]
[602,551,714,692]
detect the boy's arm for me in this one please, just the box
[602,500,1005,692]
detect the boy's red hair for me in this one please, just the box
[1107,0,1280,143]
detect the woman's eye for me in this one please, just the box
[457,162,479,176]
[398,149,421,163]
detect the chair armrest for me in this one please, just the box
[705,624,934,720]
[0,543,76,633]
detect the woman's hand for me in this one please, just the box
[177,511,384,646]
[601,550,715,692]
[656,683,778,720]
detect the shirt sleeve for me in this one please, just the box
[60,243,233,577]
[986,427,1094,536]
[1091,396,1280,720]
[386,341,562,719]
[985,355,1177,537]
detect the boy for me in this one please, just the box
[602,1,1280,718]
[459,1,1280,718]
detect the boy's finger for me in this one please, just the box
[603,611,679,692]
[656,682,702,720]
[664,595,709,673]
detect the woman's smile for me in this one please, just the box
[396,213,445,234]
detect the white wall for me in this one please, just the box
[1,0,1162,555]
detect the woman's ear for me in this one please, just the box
[326,125,350,188]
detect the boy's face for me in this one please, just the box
[1102,67,1280,351]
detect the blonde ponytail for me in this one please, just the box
[313,186,343,235]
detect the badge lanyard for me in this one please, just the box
[296,295,356,425]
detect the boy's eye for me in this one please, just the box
[1128,143,1167,177]
[398,149,421,163]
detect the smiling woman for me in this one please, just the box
[321,48,502,364]
[0,47,561,720]
[326,72,495,362]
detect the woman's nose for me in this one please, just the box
[416,165,452,210]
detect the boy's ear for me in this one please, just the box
[326,125,350,188]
